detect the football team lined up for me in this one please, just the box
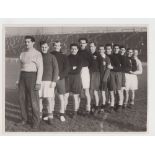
[16,36,142,129]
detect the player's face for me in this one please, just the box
[133,50,139,57]
[79,40,87,50]
[71,46,78,55]
[90,43,96,53]
[113,46,120,54]
[41,43,49,54]
[53,42,61,52]
[99,47,105,55]
[120,48,126,55]
[106,46,112,55]
[25,39,34,49]
[127,50,133,57]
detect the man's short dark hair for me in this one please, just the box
[120,45,126,49]
[78,38,88,43]
[105,43,112,48]
[89,41,96,46]
[113,44,120,48]
[25,35,35,42]
[70,43,79,49]
[40,40,49,46]
[53,40,61,46]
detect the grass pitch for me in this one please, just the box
[5,60,147,132]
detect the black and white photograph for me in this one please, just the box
[4,26,147,132]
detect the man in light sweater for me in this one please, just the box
[16,36,43,129]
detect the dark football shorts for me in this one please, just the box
[56,78,66,94]
[90,72,100,91]
[100,69,110,91]
[68,74,82,94]
[107,71,122,91]
[65,77,70,93]
[121,72,125,87]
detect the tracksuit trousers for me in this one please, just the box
[18,71,40,126]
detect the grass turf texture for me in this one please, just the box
[5,60,147,132]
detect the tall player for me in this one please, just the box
[78,38,93,115]
[17,36,43,129]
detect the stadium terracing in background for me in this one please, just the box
[5,27,147,62]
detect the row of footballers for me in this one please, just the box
[17,36,142,128]
[39,38,143,123]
